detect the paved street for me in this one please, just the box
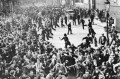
[48,19,106,49]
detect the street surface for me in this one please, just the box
[48,19,106,49]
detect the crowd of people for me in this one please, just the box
[0,5,120,79]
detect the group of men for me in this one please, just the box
[0,5,120,79]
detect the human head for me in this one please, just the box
[87,34,90,37]
[64,33,67,37]
[102,33,104,36]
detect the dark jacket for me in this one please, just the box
[68,23,71,30]
[99,36,107,45]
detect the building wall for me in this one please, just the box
[96,0,105,10]
[96,0,120,31]
[20,0,61,6]
[74,0,89,8]
[74,0,120,31]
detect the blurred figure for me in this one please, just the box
[67,22,72,35]
[73,14,76,25]
[77,14,80,25]
[99,34,107,46]
[64,15,67,25]
[81,18,85,30]
[88,20,92,35]
[60,34,71,48]
[61,17,65,27]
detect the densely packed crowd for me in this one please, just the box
[0,6,120,79]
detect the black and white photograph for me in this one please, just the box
[0,0,120,79]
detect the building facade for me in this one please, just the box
[74,0,96,9]
[74,0,120,31]
[20,0,61,7]
[96,0,120,31]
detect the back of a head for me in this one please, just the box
[64,33,67,37]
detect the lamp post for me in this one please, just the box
[105,0,110,46]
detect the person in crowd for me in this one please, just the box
[83,34,92,45]
[46,27,53,40]
[91,27,96,39]
[67,22,72,35]
[54,16,60,28]
[116,36,120,46]
[61,17,65,27]
[90,13,95,25]
[64,15,67,25]
[88,19,93,35]
[110,28,118,46]
[73,14,76,26]
[99,34,107,46]
[1,7,120,79]
[77,14,80,25]
[92,34,97,47]
[60,34,71,48]
[81,18,85,30]
[41,28,46,41]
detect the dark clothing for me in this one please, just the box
[73,14,76,25]
[69,45,77,54]
[110,32,118,46]
[83,36,92,45]
[68,23,72,34]
[106,61,114,76]
[88,21,92,28]
[61,18,65,27]
[81,19,85,29]
[100,54,109,62]
[79,42,90,50]
[54,17,59,28]
[91,28,96,38]
[42,29,46,41]
[65,16,67,25]
[77,15,80,25]
[62,36,71,48]
[90,15,95,24]
[88,21,92,35]
[99,36,107,45]
[92,37,97,47]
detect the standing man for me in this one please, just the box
[68,22,72,35]
[81,18,85,30]
[64,15,67,25]
[60,34,71,48]
[88,20,92,35]
[73,14,76,26]
[61,17,65,27]
[54,16,59,28]
[90,12,95,24]
[77,14,80,25]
